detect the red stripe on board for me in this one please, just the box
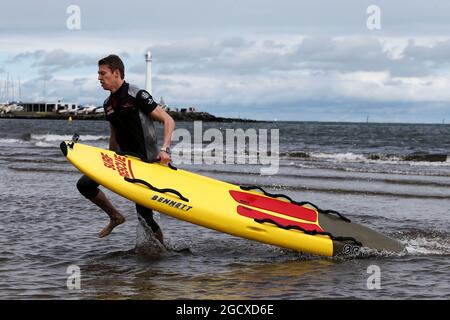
[128,159,135,179]
[230,190,317,222]
[237,205,323,232]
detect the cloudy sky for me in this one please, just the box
[2,0,450,122]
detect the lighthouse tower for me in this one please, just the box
[145,50,152,94]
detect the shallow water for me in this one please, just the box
[0,119,449,299]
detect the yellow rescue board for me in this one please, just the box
[61,141,336,256]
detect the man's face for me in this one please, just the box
[98,64,120,90]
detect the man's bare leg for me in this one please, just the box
[89,190,125,237]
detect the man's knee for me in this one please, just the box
[76,175,100,199]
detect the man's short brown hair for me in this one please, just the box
[98,54,125,79]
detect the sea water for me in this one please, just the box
[0,119,448,299]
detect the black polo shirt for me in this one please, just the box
[103,81,159,161]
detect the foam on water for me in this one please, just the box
[30,134,108,142]
[311,152,368,162]
[34,141,54,148]
[134,216,166,256]
[0,134,108,148]
[0,138,26,145]
[398,230,450,256]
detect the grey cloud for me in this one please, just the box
[9,49,99,79]
[150,42,222,63]
[154,77,191,88]
[403,39,450,63]
[8,50,46,63]
[128,62,146,75]
[263,40,286,49]
[118,51,130,59]
[129,36,450,79]
[21,76,103,104]
[287,36,450,77]
[35,72,53,82]
[73,78,89,87]
[140,38,291,76]
[142,37,383,76]
[10,49,97,72]
[17,35,450,88]
[125,38,257,75]
[386,40,450,77]
[33,49,97,71]
[149,37,256,64]
[219,37,255,49]
[292,37,389,71]
[36,49,73,66]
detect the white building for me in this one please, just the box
[22,101,79,113]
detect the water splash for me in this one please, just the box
[396,229,450,256]
[134,216,166,256]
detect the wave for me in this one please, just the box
[0,151,61,158]
[234,182,450,200]
[34,141,54,148]
[194,168,450,188]
[277,160,450,177]
[0,134,107,143]
[7,166,78,174]
[0,134,108,148]
[0,138,25,144]
[30,134,108,142]
[318,165,450,177]
[282,151,448,164]
[399,229,450,256]
[0,157,68,164]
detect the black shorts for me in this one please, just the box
[76,175,160,233]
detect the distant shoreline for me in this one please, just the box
[0,111,260,123]
[0,113,447,125]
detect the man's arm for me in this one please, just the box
[150,105,175,164]
[109,124,119,151]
